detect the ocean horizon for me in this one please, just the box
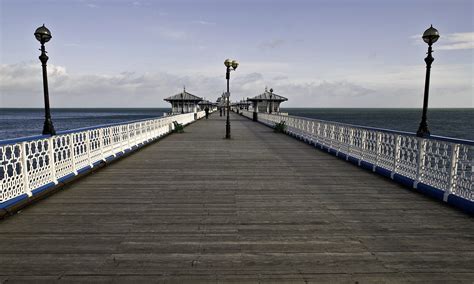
[1,107,473,141]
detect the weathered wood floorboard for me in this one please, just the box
[0,113,473,283]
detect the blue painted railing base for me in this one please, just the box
[0,194,29,211]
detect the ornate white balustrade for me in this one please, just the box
[241,110,473,208]
[0,112,196,207]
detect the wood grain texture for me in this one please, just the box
[0,113,473,283]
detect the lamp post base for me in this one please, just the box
[225,124,230,139]
[42,118,56,135]
[226,119,231,139]
[253,112,258,122]
[416,122,430,138]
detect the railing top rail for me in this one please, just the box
[0,112,190,146]
[273,113,474,146]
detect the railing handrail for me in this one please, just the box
[0,112,194,146]
[240,110,474,146]
[292,115,474,145]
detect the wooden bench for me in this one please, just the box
[173,121,184,133]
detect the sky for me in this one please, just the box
[0,0,472,108]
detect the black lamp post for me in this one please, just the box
[416,25,440,138]
[269,88,273,114]
[35,24,56,135]
[224,58,239,139]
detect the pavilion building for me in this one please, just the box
[247,87,288,121]
[198,99,216,111]
[164,87,202,114]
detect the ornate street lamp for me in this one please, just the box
[416,25,440,137]
[224,58,239,139]
[34,24,56,135]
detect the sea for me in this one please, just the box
[0,108,473,141]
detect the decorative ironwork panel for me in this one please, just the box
[53,135,74,179]
[363,131,379,165]
[420,140,453,191]
[350,128,364,160]
[377,133,397,171]
[89,129,102,163]
[0,144,25,202]
[24,139,53,190]
[111,126,122,153]
[339,126,352,154]
[71,132,89,171]
[102,127,113,158]
[452,145,473,200]
[396,136,419,179]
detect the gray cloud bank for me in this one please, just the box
[0,62,472,108]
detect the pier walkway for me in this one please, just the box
[1,113,473,282]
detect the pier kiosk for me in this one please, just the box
[216,93,227,116]
[235,100,251,113]
[164,87,202,115]
[198,99,216,112]
[247,87,288,121]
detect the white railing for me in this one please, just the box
[241,110,473,204]
[241,110,253,119]
[0,112,197,206]
[196,110,206,119]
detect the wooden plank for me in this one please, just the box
[0,112,473,282]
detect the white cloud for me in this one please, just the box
[0,62,471,108]
[192,20,215,25]
[438,32,474,50]
[0,62,221,107]
[412,32,473,50]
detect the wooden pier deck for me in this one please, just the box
[1,113,473,283]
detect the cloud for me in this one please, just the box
[258,39,286,50]
[192,20,215,25]
[273,75,288,81]
[86,3,98,8]
[438,32,474,50]
[1,62,471,108]
[269,80,376,107]
[411,32,473,50]
[314,81,375,97]
[0,62,222,107]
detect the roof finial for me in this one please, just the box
[265,86,268,92]
[183,85,186,92]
